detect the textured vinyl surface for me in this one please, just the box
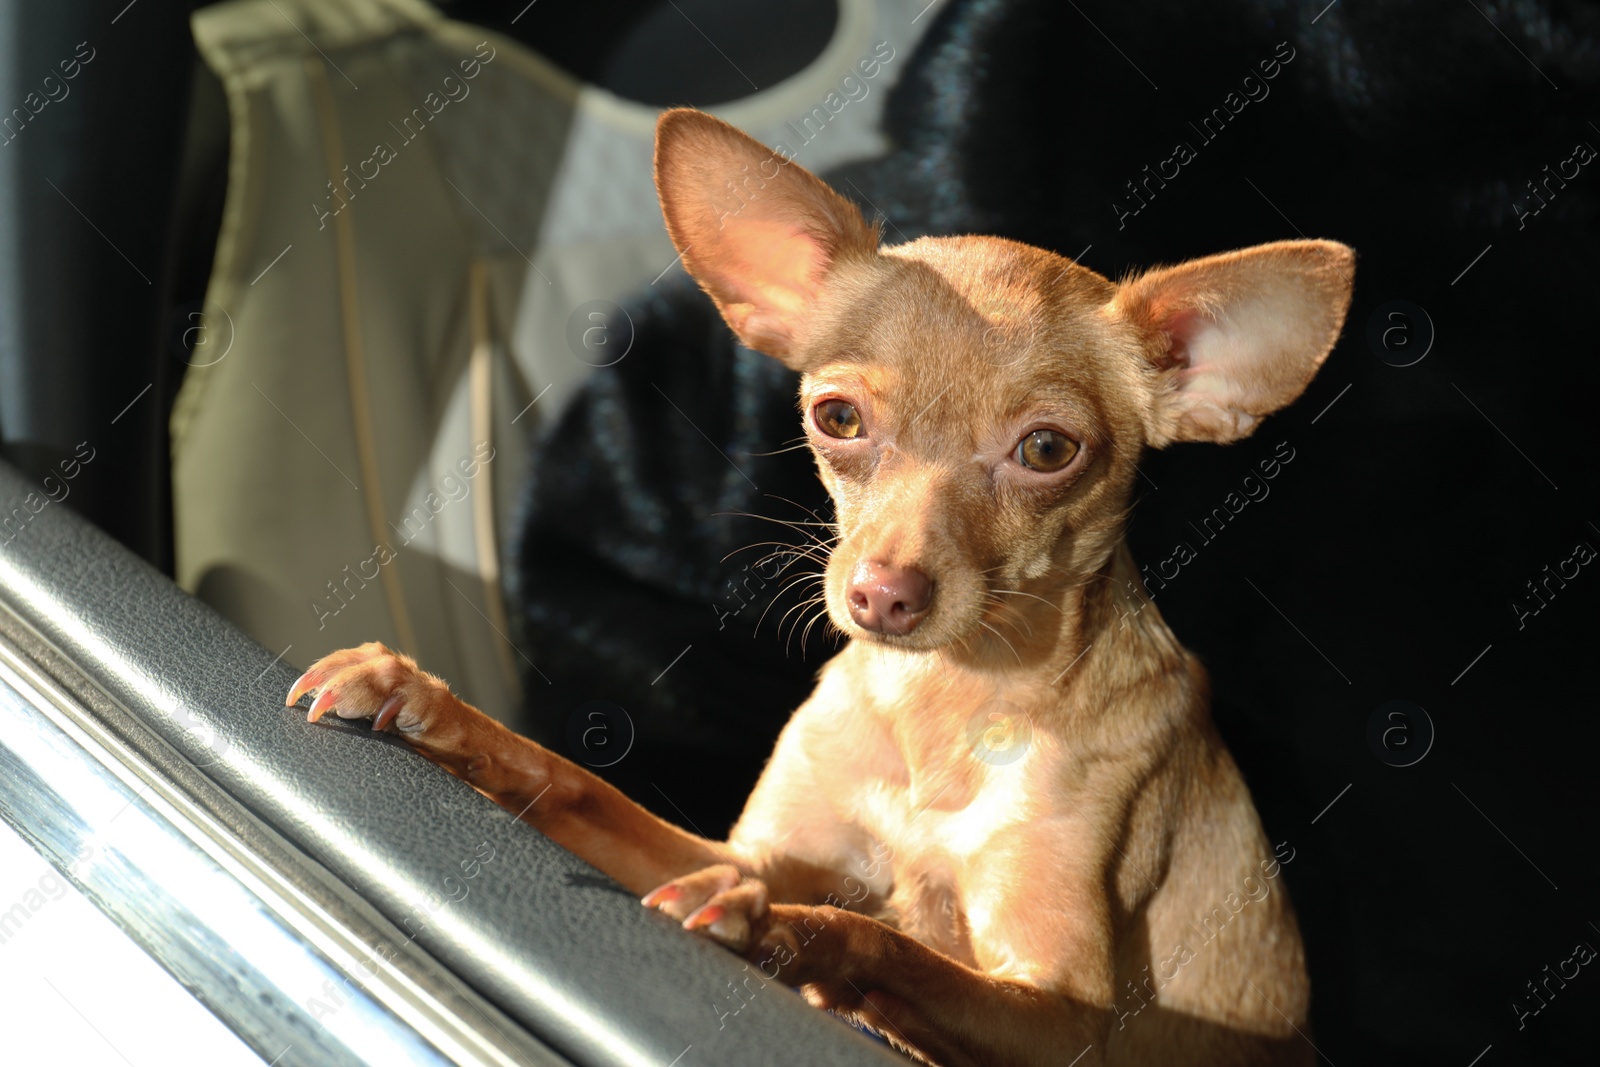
[0,460,903,1067]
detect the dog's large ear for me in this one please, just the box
[654,108,878,368]
[1114,240,1354,445]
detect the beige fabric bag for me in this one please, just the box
[175,0,928,716]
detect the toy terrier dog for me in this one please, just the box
[289,108,1352,1065]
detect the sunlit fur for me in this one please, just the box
[294,109,1351,1067]
[653,108,1349,1064]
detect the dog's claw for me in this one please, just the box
[684,903,725,930]
[641,883,682,909]
[307,687,339,723]
[373,692,406,732]
[286,669,318,706]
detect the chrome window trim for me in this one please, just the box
[0,631,565,1067]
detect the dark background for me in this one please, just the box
[0,1,1593,1064]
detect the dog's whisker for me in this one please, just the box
[990,587,1064,614]
[978,590,1038,639]
[715,506,833,527]
[722,540,832,567]
[713,510,840,552]
[760,492,837,526]
[753,572,826,636]
[771,572,827,602]
[987,602,1036,641]
[748,548,832,572]
[745,436,813,457]
[762,588,824,641]
[800,603,836,652]
[781,595,828,653]
[977,619,1024,666]
[759,529,837,558]
[799,605,827,649]
[770,585,826,640]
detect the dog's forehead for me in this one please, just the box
[809,237,1122,405]
[881,235,1069,315]
[798,239,1132,446]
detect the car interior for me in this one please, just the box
[0,1,906,1064]
[2,1,1596,1064]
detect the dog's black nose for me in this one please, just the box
[847,561,933,634]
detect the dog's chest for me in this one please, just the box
[849,760,1039,969]
[800,647,1068,971]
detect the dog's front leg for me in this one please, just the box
[287,643,731,894]
[771,904,1111,1067]
[644,885,1113,1067]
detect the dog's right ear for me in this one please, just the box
[654,108,878,368]
[1114,240,1355,445]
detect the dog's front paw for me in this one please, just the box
[642,864,771,953]
[286,642,459,736]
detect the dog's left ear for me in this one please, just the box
[654,108,878,368]
[1114,240,1354,445]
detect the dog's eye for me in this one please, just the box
[1016,430,1078,472]
[814,399,863,439]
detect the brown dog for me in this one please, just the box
[289,109,1352,1065]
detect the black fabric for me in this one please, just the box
[0,459,903,1067]
[442,0,839,107]
[509,2,1599,1063]
[511,277,835,837]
